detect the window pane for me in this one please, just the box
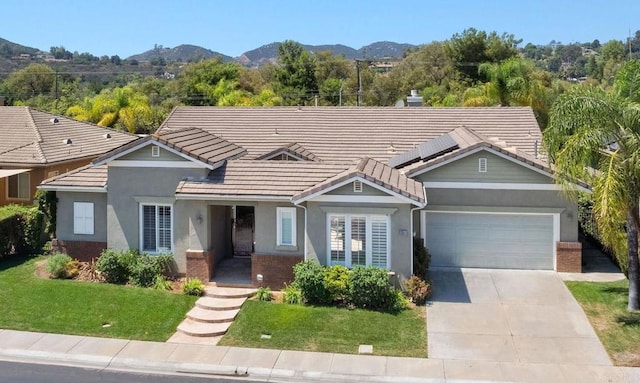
[330,216,345,264]
[18,173,29,199]
[371,217,388,268]
[7,175,18,198]
[158,206,171,251]
[142,205,156,252]
[281,211,293,245]
[351,216,366,266]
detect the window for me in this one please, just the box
[7,172,29,200]
[141,204,172,253]
[328,214,390,268]
[73,202,94,235]
[277,207,297,246]
[478,157,488,173]
[353,180,363,192]
[151,146,160,157]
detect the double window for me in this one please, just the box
[276,207,297,246]
[328,214,390,268]
[141,204,172,253]
[7,172,29,200]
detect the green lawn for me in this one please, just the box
[0,256,197,341]
[566,279,640,366]
[218,300,427,357]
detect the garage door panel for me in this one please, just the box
[425,212,554,270]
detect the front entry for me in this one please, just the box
[232,206,254,257]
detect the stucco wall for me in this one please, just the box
[326,181,389,196]
[56,191,108,242]
[253,202,304,256]
[119,145,185,162]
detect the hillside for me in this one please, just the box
[0,38,39,58]
[126,44,233,62]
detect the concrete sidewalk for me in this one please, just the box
[1,329,639,383]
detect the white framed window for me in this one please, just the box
[327,214,390,268]
[478,157,488,173]
[140,204,172,253]
[277,207,297,246]
[73,202,94,235]
[353,180,363,193]
[7,172,30,200]
[151,146,160,157]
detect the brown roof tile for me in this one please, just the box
[40,164,107,189]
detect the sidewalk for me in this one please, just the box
[1,328,639,383]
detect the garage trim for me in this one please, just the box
[420,209,561,270]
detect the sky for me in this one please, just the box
[2,0,639,59]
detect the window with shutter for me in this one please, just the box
[73,202,94,235]
[327,214,389,268]
[141,204,172,253]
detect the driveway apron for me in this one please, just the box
[427,268,611,366]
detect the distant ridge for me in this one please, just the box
[126,44,233,62]
[0,37,39,59]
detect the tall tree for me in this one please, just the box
[176,58,241,105]
[5,63,55,100]
[274,40,318,105]
[544,86,640,311]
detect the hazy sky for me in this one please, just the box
[2,0,638,58]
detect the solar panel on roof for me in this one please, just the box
[388,148,420,168]
[387,133,459,168]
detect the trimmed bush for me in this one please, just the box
[0,205,46,257]
[183,278,205,296]
[46,253,73,279]
[256,287,273,301]
[347,265,398,312]
[95,249,132,283]
[403,275,432,305]
[323,264,350,301]
[282,284,303,304]
[129,254,163,287]
[293,260,331,305]
[413,237,431,278]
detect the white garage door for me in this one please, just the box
[424,212,554,270]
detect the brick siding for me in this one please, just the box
[186,249,215,281]
[251,253,303,289]
[556,242,582,272]
[51,239,106,262]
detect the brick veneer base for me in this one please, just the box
[556,242,582,272]
[186,249,215,281]
[252,253,304,289]
[51,239,107,262]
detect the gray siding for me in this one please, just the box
[305,201,413,281]
[415,151,553,184]
[326,182,389,196]
[119,145,186,162]
[56,191,108,242]
[254,202,304,256]
[416,188,578,242]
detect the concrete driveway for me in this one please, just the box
[427,268,611,368]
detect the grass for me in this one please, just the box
[0,256,197,341]
[566,279,640,366]
[218,300,427,357]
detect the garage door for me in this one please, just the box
[424,212,554,270]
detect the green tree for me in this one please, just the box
[5,63,55,100]
[274,40,318,105]
[613,60,640,102]
[176,57,241,105]
[543,86,640,311]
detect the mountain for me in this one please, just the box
[0,37,39,59]
[126,44,233,62]
[358,41,415,59]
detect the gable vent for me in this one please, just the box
[478,157,488,173]
[151,146,160,157]
[353,180,363,193]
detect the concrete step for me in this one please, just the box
[177,319,231,337]
[195,296,246,311]
[205,286,256,299]
[167,331,223,345]
[186,306,239,323]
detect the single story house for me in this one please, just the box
[0,106,136,206]
[40,107,585,287]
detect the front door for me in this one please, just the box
[233,206,254,256]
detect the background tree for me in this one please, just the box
[274,40,318,105]
[175,58,241,105]
[544,86,640,311]
[5,63,55,100]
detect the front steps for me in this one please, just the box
[167,284,256,345]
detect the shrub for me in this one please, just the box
[393,290,411,312]
[323,264,350,301]
[183,278,205,296]
[152,275,173,291]
[155,253,177,277]
[282,283,303,304]
[403,275,432,306]
[66,259,81,279]
[95,249,132,283]
[255,287,273,301]
[0,205,46,257]
[413,237,431,279]
[293,260,331,305]
[46,253,73,279]
[129,254,163,287]
[347,265,398,312]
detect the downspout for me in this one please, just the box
[409,186,428,277]
[293,201,308,260]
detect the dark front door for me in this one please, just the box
[233,206,254,256]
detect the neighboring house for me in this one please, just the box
[40,107,586,288]
[0,106,136,206]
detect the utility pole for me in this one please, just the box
[355,59,362,107]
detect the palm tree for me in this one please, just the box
[544,86,640,311]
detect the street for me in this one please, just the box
[0,361,262,383]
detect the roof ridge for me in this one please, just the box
[25,107,47,163]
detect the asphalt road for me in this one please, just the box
[0,361,262,383]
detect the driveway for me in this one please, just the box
[427,268,611,367]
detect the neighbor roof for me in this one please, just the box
[0,106,136,165]
[39,164,108,190]
[158,106,542,164]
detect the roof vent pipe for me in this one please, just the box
[50,118,59,124]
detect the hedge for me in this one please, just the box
[0,204,46,257]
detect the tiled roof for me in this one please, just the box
[402,126,550,177]
[158,106,542,164]
[292,157,425,205]
[155,127,247,165]
[40,164,108,189]
[0,106,137,165]
[176,161,348,198]
[256,142,320,162]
